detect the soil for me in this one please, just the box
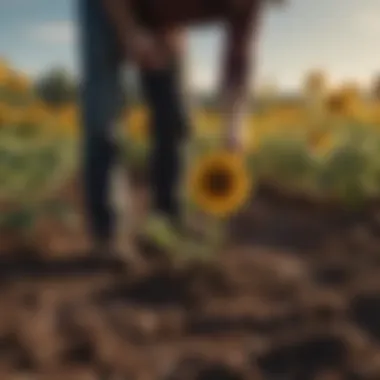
[0,178,380,380]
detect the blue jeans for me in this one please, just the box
[78,0,189,241]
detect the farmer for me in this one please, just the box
[78,0,268,257]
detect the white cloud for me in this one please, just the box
[29,20,75,44]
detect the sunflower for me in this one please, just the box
[125,107,149,142]
[307,129,334,156]
[0,103,11,126]
[0,58,10,86]
[56,104,79,134]
[21,103,51,125]
[187,151,252,217]
[7,70,30,94]
[325,91,351,116]
[0,104,22,126]
[326,84,361,118]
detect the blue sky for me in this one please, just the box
[0,0,379,92]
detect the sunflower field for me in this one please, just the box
[1,57,380,235]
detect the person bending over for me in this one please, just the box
[78,0,271,258]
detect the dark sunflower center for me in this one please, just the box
[327,95,348,114]
[203,167,233,197]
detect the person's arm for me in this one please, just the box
[102,0,166,67]
[220,1,263,150]
[102,0,139,45]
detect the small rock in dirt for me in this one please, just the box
[195,363,245,380]
[313,265,351,287]
[349,294,380,342]
[256,334,346,378]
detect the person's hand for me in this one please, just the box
[225,128,243,152]
[223,112,245,152]
[124,29,168,69]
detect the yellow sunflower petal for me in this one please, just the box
[188,151,252,217]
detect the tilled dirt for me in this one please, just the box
[0,181,380,380]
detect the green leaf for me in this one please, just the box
[0,208,37,231]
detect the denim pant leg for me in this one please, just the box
[140,62,190,220]
[78,0,123,241]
